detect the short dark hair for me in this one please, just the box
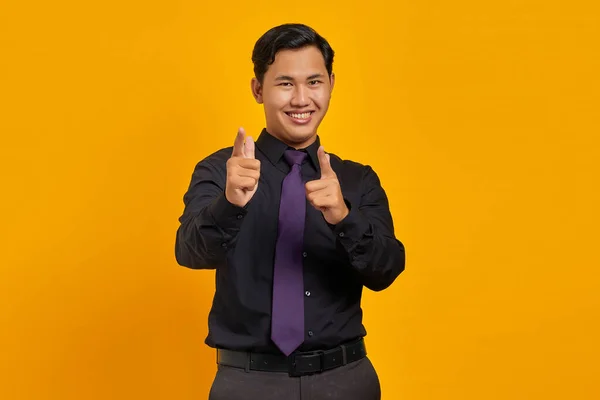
[251,23,335,84]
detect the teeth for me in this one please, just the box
[289,112,311,119]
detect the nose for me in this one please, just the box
[290,84,310,107]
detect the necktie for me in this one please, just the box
[271,149,308,356]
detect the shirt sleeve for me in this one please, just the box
[331,165,406,291]
[175,157,247,269]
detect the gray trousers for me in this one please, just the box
[208,356,381,400]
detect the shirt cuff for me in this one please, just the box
[207,193,248,232]
[330,198,373,246]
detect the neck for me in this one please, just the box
[290,136,317,150]
[267,130,317,150]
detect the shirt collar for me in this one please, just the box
[255,128,321,172]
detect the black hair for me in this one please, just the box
[251,23,334,84]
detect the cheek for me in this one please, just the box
[264,89,290,110]
[312,90,331,109]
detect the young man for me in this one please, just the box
[175,23,405,400]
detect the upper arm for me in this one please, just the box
[179,157,226,222]
[358,165,396,236]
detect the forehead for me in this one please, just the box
[265,45,328,79]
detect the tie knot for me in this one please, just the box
[283,149,307,166]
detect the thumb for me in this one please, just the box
[318,146,335,178]
[244,135,255,159]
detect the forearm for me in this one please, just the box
[175,157,248,269]
[332,205,405,291]
[175,193,246,269]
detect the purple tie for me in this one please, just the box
[271,150,308,356]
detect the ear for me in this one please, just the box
[251,77,263,104]
[329,73,335,93]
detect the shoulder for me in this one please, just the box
[327,153,391,207]
[327,152,384,196]
[197,147,232,167]
[188,147,232,176]
[186,147,232,184]
[328,152,378,181]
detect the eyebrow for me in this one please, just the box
[274,74,326,81]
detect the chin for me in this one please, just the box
[268,114,322,145]
[284,127,317,144]
[286,120,322,138]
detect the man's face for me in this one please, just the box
[251,45,335,148]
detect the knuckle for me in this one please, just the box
[227,157,239,169]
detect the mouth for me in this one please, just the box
[285,111,314,125]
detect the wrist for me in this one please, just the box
[327,201,350,225]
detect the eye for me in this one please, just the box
[309,80,322,85]
[278,82,293,87]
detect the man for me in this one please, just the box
[175,23,405,400]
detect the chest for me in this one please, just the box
[237,160,361,261]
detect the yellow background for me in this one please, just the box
[1,0,599,399]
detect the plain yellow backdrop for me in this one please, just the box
[1,0,599,399]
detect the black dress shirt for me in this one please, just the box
[175,129,405,354]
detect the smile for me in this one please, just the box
[285,111,314,125]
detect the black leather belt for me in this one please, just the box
[216,338,367,377]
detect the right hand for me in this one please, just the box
[225,127,260,207]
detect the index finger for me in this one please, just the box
[232,127,246,157]
[318,146,335,178]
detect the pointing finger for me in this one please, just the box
[318,146,335,179]
[232,127,245,157]
[244,135,255,159]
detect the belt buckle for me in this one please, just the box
[288,351,325,377]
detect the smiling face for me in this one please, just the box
[251,45,335,149]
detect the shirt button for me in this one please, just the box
[237,214,243,219]
[221,242,227,248]
[308,330,314,337]
[339,232,345,237]
[305,291,311,297]
[302,252,308,258]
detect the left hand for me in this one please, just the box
[305,146,349,225]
